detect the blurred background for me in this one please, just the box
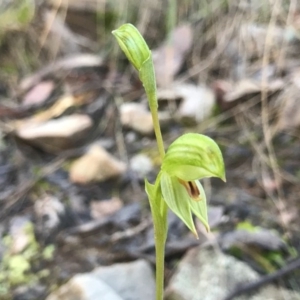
[0,0,300,299]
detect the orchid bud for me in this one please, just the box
[112,23,151,71]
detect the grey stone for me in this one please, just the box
[46,274,123,300]
[220,229,286,251]
[93,259,155,300]
[177,84,216,124]
[120,103,153,134]
[130,154,153,178]
[165,247,300,300]
[46,259,155,300]
[208,206,225,229]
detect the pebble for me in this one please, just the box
[46,259,155,300]
[69,144,126,184]
[165,247,300,300]
[177,84,216,124]
[130,153,153,178]
[120,103,153,135]
[46,274,123,300]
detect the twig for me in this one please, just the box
[223,257,300,300]
[0,147,84,219]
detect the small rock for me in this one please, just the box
[120,103,153,134]
[34,194,65,231]
[219,228,286,251]
[22,80,55,107]
[46,259,155,300]
[208,206,225,229]
[157,84,215,124]
[177,84,216,124]
[165,247,299,300]
[90,197,123,220]
[69,144,126,184]
[93,259,155,300]
[16,114,93,153]
[46,274,123,300]
[9,216,32,254]
[130,153,153,178]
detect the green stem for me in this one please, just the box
[148,93,167,300]
[151,201,168,300]
[154,212,166,300]
[142,57,165,159]
[112,24,168,300]
[150,108,165,159]
[140,45,166,300]
[147,80,166,300]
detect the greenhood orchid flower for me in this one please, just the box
[113,23,226,299]
[146,133,225,237]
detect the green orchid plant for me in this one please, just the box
[113,24,225,300]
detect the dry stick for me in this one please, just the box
[178,24,235,83]
[38,0,63,57]
[223,257,300,300]
[276,0,297,72]
[0,147,83,218]
[260,0,288,231]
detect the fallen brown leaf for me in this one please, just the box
[15,114,93,153]
[153,24,193,87]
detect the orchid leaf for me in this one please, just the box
[145,178,167,235]
[145,178,158,209]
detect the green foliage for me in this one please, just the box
[0,222,55,298]
[236,220,257,232]
[42,245,56,261]
[0,0,34,34]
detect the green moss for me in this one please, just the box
[236,220,257,232]
[231,221,297,274]
[42,245,55,261]
[0,222,55,298]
